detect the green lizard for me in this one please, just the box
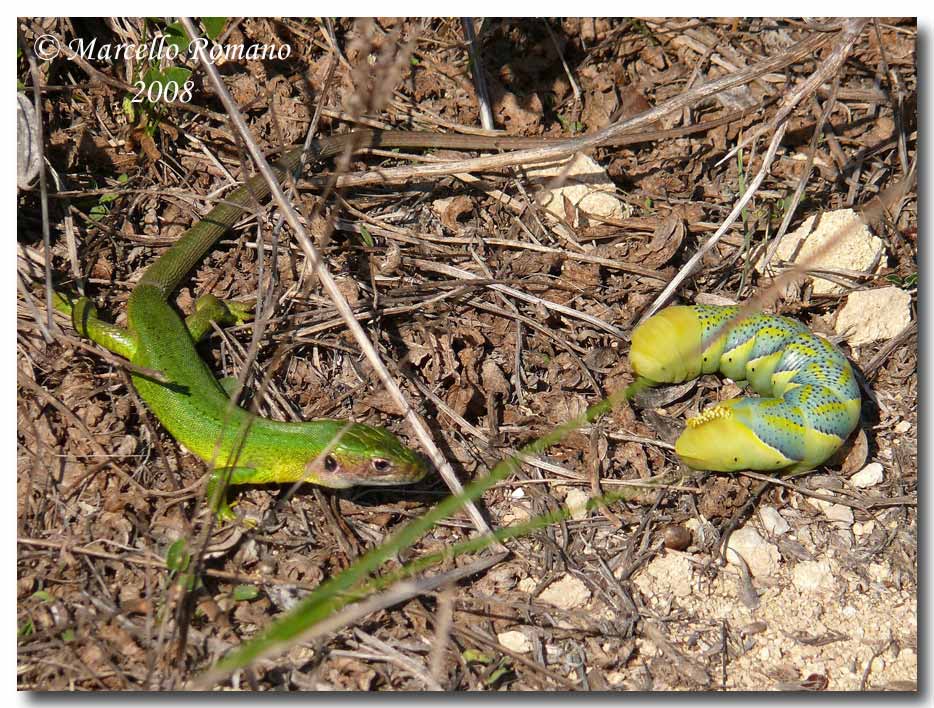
[53,130,566,520]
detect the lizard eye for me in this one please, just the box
[324,454,339,473]
[372,458,392,474]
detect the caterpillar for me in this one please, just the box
[629,305,861,473]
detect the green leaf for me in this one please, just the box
[32,590,52,603]
[18,621,34,638]
[165,539,190,573]
[484,660,513,686]
[161,66,192,87]
[122,95,136,123]
[61,628,75,642]
[359,225,374,248]
[462,649,492,664]
[143,66,164,88]
[118,173,129,184]
[164,21,188,52]
[89,204,109,222]
[233,585,260,601]
[202,18,227,40]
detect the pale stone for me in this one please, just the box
[756,208,884,295]
[895,420,911,434]
[538,574,591,610]
[510,487,526,499]
[634,551,694,598]
[758,505,790,536]
[564,488,591,520]
[497,630,531,654]
[525,153,626,227]
[793,560,837,593]
[850,463,884,489]
[868,561,891,584]
[813,498,854,527]
[501,504,530,526]
[835,287,912,347]
[726,526,781,578]
[518,577,538,594]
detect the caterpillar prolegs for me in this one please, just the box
[629,305,861,473]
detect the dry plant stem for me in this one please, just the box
[414,259,626,339]
[640,121,789,324]
[643,23,872,321]
[325,32,830,190]
[18,29,56,341]
[721,19,869,167]
[196,551,508,689]
[760,75,842,271]
[17,536,338,593]
[461,18,493,131]
[179,19,495,538]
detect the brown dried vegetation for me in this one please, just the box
[17,18,915,690]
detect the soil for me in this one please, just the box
[17,18,917,691]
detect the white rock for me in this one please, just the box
[564,488,591,521]
[793,560,837,593]
[501,504,530,526]
[726,526,781,578]
[895,420,911,434]
[756,208,885,295]
[850,462,884,489]
[510,487,526,499]
[634,551,694,598]
[813,498,854,527]
[524,154,626,227]
[518,577,538,594]
[497,630,531,654]
[835,287,912,347]
[758,505,790,536]
[868,561,891,584]
[538,574,591,610]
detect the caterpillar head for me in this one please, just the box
[630,306,704,383]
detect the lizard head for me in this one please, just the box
[304,421,429,489]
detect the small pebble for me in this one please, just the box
[742,621,768,636]
[793,560,837,593]
[662,524,692,551]
[726,526,780,578]
[850,462,884,489]
[564,488,591,520]
[758,505,790,536]
[497,630,531,654]
[538,574,591,610]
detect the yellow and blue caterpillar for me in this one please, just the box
[630,305,861,473]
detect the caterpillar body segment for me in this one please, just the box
[630,305,861,473]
